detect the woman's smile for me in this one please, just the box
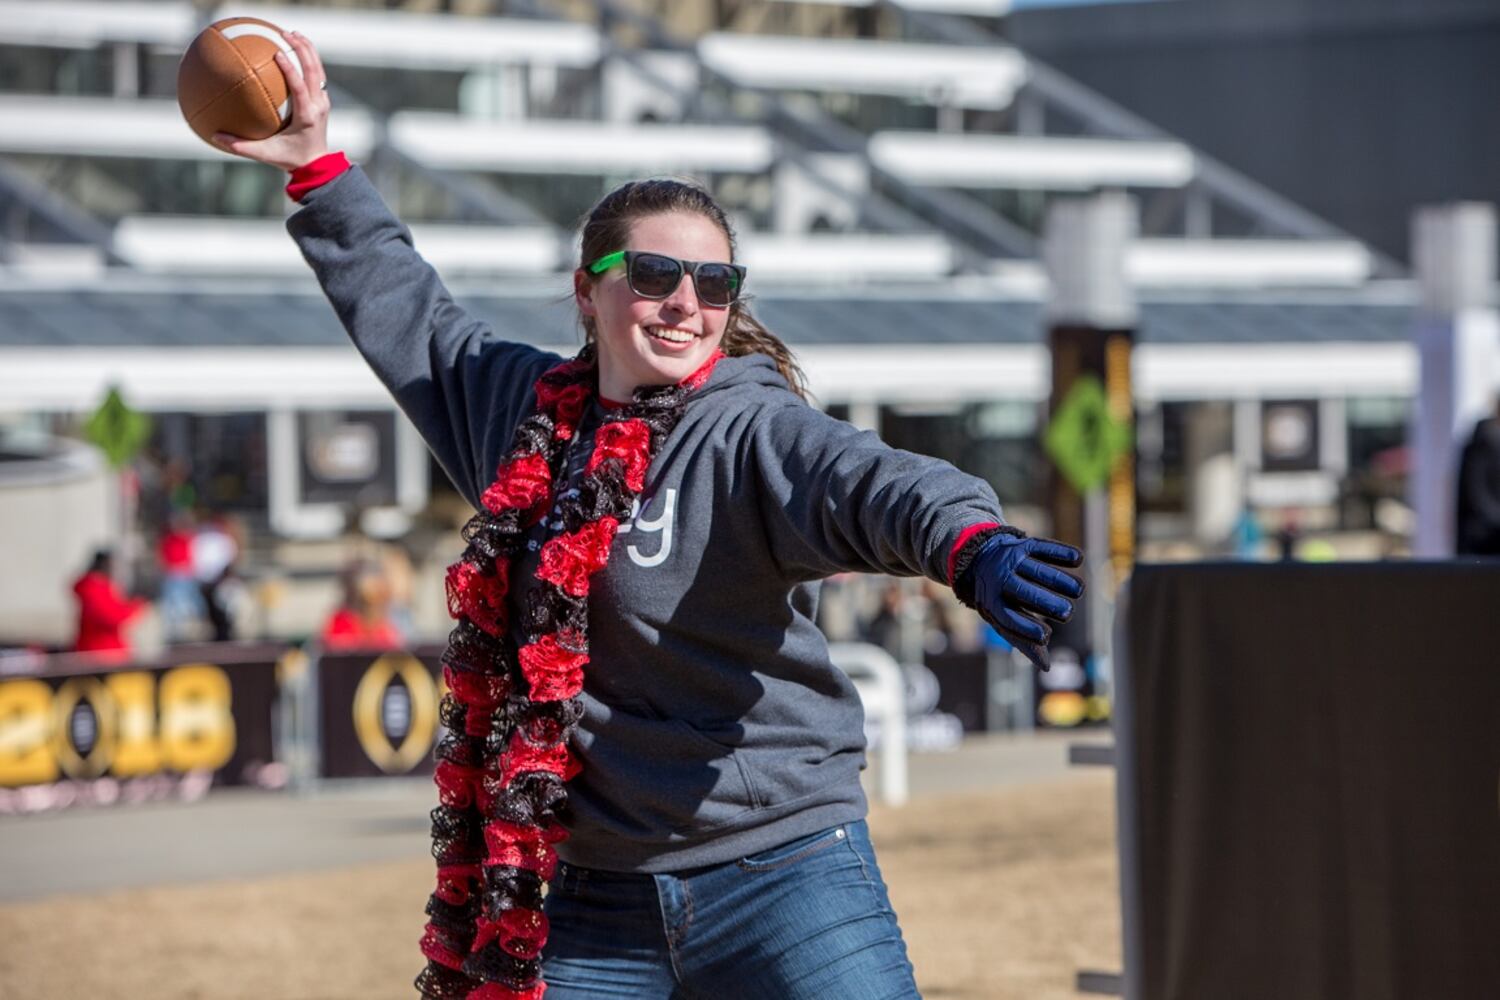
[643,323,700,346]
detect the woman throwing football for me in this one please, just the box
[217,32,1083,1000]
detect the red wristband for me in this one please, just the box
[286,151,351,202]
[947,522,1002,585]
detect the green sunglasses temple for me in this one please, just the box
[586,250,627,275]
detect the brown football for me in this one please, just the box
[177,16,302,146]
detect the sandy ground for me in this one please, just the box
[0,770,1119,999]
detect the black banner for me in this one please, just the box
[0,643,284,812]
[1120,563,1500,999]
[316,646,444,778]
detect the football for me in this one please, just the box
[177,17,302,146]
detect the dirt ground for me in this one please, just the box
[0,771,1120,999]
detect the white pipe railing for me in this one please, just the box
[828,641,908,807]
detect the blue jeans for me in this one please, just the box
[157,573,204,642]
[541,819,921,999]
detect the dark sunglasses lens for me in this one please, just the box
[694,264,741,306]
[628,253,683,298]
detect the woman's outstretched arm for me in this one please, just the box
[747,398,1004,584]
[213,32,558,507]
[747,392,1082,668]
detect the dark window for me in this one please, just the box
[1137,401,1188,514]
[145,412,270,515]
[878,401,1045,506]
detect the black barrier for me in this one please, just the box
[1118,562,1500,999]
[0,643,286,813]
[315,645,445,778]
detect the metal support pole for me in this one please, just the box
[1184,183,1212,239]
[1044,192,1139,339]
[1015,88,1044,136]
[1410,203,1499,556]
[112,42,139,98]
[1043,192,1139,587]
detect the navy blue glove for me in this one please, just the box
[959,528,1084,671]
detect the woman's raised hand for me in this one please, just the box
[214,31,331,171]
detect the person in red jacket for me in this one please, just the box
[72,549,147,656]
[320,559,404,651]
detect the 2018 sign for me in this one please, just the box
[0,665,236,787]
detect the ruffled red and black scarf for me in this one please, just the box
[415,346,723,1000]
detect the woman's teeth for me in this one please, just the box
[646,325,696,344]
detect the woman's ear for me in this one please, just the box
[573,268,597,319]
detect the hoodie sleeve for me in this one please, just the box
[286,166,559,508]
[746,399,1006,584]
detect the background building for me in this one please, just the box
[1009,0,1500,262]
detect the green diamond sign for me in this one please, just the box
[84,385,152,470]
[1044,375,1131,494]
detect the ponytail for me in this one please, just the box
[722,302,807,399]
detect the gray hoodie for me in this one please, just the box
[288,167,1005,871]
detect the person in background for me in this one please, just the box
[1456,397,1500,556]
[1275,511,1302,561]
[862,579,960,661]
[321,559,404,650]
[192,511,237,593]
[156,510,204,642]
[377,542,418,642]
[918,578,960,654]
[862,580,907,661]
[193,512,243,642]
[1230,508,1264,559]
[202,560,244,642]
[72,549,147,656]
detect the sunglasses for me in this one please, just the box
[587,250,747,308]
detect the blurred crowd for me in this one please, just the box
[67,509,246,659]
[62,401,1500,660]
[67,506,417,659]
[817,575,989,664]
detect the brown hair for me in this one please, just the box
[576,178,807,399]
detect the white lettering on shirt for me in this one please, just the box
[618,488,676,568]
